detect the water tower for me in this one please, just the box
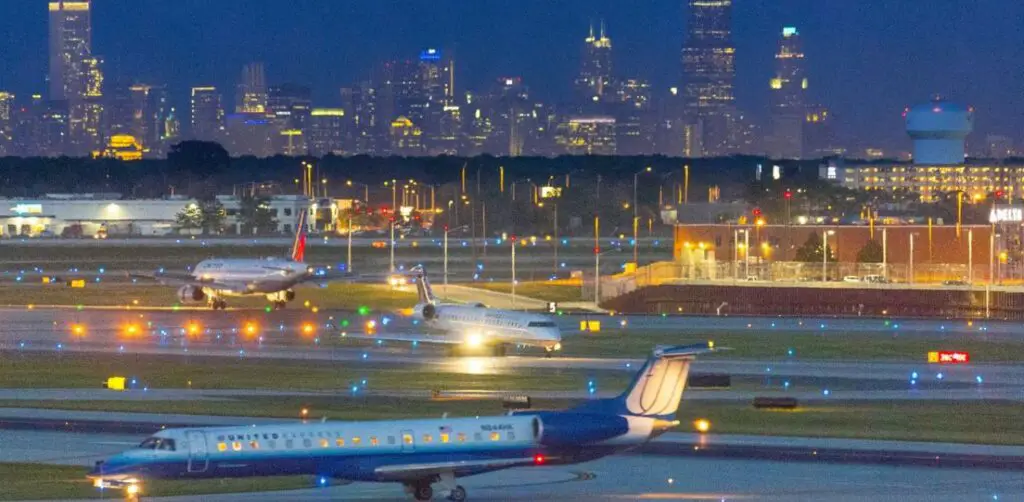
[905,96,973,165]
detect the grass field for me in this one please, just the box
[0,352,629,392]
[2,396,1021,446]
[0,463,315,501]
[472,282,585,303]
[0,283,418,311]
[559,329,1024,362]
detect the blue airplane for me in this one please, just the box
[89,342,715,501]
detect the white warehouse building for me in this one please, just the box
[0,194,316,237]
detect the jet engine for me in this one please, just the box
[420,304,438,320]
[177,285,206,303]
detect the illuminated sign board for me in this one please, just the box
[11,204,42,214]
[989,205,1023,223]
[539,186,562,199]
[927,351,969,364]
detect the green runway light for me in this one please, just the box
[341,319,350,327]
[357,306,370,316]
[265,306,272,313]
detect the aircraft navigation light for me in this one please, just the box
[694,419,711,433]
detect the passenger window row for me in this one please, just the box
[213,428,516,452]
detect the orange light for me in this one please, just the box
[71,324,85,336]
[187,322,201,336]
[301,323,315,335]
[243,322,258,337]
[301,408,309,417]
[124,323,139,336]
[694,419,711,433]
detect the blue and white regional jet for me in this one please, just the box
[89,342,715,501]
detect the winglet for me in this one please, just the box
[291,210,308,262]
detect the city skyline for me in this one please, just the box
[1,1,1022,156]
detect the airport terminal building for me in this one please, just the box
[0,194,315,237]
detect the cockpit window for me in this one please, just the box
[527,321,557,328]
[137,437,175,451]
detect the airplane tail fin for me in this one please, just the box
[409,265,437,305]
[571,342,716,420]
[291,210,308,262]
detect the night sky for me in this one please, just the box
[1,0,1021,151]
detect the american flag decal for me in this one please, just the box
[439,426,452,433]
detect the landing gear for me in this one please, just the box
[490,344,507,357]
[544,347,554,358]
[272,301,287,310]
[210,299,227,310]
[447,485,467,502]
[408,481,433,501]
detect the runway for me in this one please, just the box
[9,425,1023,501]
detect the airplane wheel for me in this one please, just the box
[447,485,467,502]
[492,345,507,357]
[413,483,433,501]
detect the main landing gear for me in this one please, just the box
[209,299,228,310]
[271,301,287,310]
[405,473,467,501]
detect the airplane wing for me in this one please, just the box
[374,457,538,482]
[128,272,249,293]
[344,333,467,345]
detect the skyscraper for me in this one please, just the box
[575,22,613,105]
[49,1,101,155]
[766,27,807,159]
[681,0,736,156]
[190,86,224,141]
[268,84,313,133]
[236,63,268,113]
[0,92,13,154]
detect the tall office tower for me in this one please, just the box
[308,108,346,157]
[574,22,613,105]
[49,1,100,155]
[0,92,13,154]
[14,96,69,157]
[681,0,736,156]
[190,86,224,141]
[418,48,457,152]
[610,79,655,155]
[766,27,807,159]
[268,84,313,134]
[803,106,839,158]
[236,63,268,113]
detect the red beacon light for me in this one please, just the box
[533,454,546,465]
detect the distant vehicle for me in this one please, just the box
[744,275,759,281]
[862,274,889,283]
[942,279,971,286]
[89,343,717,502]
[843,276,862,283]
[371,240,388,249]
[131,212,349,310]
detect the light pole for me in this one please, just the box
[389,218,396,273]
[594,215,600,304]
[744,229,750,278]
[511,235,517,309]
[347,214,353,273]
[822,230,835,282]
[908,233,916,284]
[346,180,370,207]
[444,225,467,297]
[882,227,888,279]
[633,166,653,265]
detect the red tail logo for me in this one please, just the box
[291,211,308,262]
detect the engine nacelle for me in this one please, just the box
[533,412,628,447]
[177,285,206,303]
[420,304,437,320]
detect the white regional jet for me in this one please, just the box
[134,212,340,310]
[365,266,562,356]
[90,343,716,502]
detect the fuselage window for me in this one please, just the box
[490,432,500,441]
[303,439,312,448]
[231,441,242,451]
[370,436,379,446]
[268,440,277,449]
[474,433,482,442]
[440,433,450,443]
[422,434,433,444]
[457,433,467,443]
[403,433,413,445]
[336,438,345,447]
[285,439,294,449]
[352,437,362,446]
[217,442,227,452]
[249,441,259,450]
[388,436,396,445]
[507,431,515,441]
[320,439,329,448]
